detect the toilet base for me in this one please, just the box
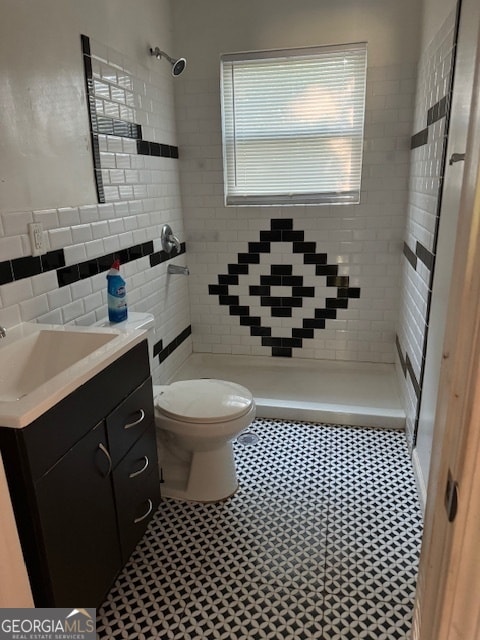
[161,442,239,503]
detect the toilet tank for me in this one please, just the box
[93,312,155,373]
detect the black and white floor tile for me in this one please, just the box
[97,419,423,639]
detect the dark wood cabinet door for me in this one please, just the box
[34,421,121,607]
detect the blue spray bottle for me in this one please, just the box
[107,259,128,323]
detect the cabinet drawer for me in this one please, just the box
[106,378,154,466]
[112,426,160,561]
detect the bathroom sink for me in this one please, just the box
[0,329,117,402]
[0,321,148,428]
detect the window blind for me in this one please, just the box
[221,43,367,206]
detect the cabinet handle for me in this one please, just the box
[98,443,112,477]
[129,455,149,478]
[124,409,145,430]
[134,498,153,524]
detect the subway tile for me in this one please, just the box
[1,279,34,306]
[40,250,65,272]
[48,228,73,250]
[57,207,81,226]
[0,262,14,285]
[270,219,293,230]
[2,211,34,235]
[63,244,87,266]
[57,265,81,287]
[11,256,42,280]
[20,295,50,322]
[62,299,85,324]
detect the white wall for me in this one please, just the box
[421,0,457,52]
[172,0,421,362]
[174,0,420,70]
[0,0,192,384]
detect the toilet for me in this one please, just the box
[93,312,256,502]
[154,379,255,502]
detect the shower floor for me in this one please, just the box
[170,353,405,429]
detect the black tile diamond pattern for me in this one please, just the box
[209,219,361,356]
[97,420,422,639]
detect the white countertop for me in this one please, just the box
[0,322,148,429]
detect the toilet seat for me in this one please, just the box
[155,379,253,424]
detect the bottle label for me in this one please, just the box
[108,294,128,322]
[107,275,127,322]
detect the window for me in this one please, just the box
[221,43,367,206]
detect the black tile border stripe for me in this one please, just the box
[395,335,407,376]
[410,95,449,151]
[96,116,141,140]
[136,140,179,159]
[410,96,449,150]
[57,241,154,287]
[155,325,192,364]
[403,242,417,270]
[395,334,420,400]
[403,239,435,274]
[149,242,186,268]
[0,236,186,296]
[406,354,421,400]
[416,241,435,271]
[427,96,448,126]
[0,250,66,286]
[0,262,13,286]
[57,241,186,288]
[410,128,429,149]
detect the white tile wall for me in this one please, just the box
[396,9,456,445]
[175,63,416,363]
[0,39,192,385]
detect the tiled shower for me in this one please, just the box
[177,60,416,363]
[0,0,465,477]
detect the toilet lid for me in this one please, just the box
[155,379,254,424]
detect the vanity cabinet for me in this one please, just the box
[0,340,160,608]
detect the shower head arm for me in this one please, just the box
[150,47,174,64]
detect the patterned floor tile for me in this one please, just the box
[97,418,422,639]
[321,596,414,639]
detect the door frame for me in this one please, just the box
[412,17,480,638]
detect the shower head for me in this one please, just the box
[149,47,186,76]
[171,57,187,77]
